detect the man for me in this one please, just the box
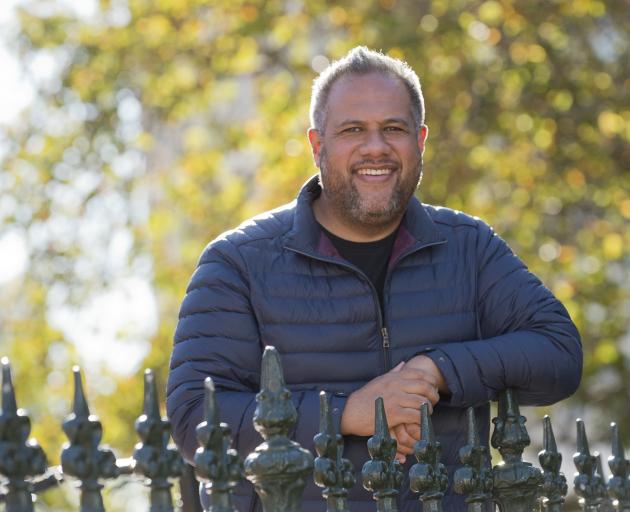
[167,47,582,511]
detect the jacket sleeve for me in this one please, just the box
[166,236,345,464]
[425,221,583,408]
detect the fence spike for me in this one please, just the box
[608,422,630,511]
[193,377,242,512]
[0,358,47,512]
[538,416,567,511]
[595,452,615,511]
[573,418,603,512]
[313,391,355,512]
[409,402,448,511]
[61,366,119,512]
[490,388,542,512]
[361,397,403,512]
[453,407,493,512]
[133,369,183,512]
[244,346,313,512]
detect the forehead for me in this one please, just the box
[325,72,413,126]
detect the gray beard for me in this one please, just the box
[318,149,423,230]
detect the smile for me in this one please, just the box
[356,168,394,176]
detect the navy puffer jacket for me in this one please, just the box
[167,176,582,511]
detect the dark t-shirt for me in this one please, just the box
[319,225,398,311]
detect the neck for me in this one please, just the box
[312,196,402,242]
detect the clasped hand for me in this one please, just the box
[339,355,447,463]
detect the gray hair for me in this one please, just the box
[309,46,425,133]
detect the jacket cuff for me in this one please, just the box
[423,349,463,406]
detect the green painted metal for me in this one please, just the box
[538,415,567,512]
[0,358,47,512]
[491,389,542,512]
[409,402,448,511]
[574,419,607,512]
[194,377,243,512]
[454,407,493,512]
[244,346,314,512]
[608,422,630,512]
[595,454,615,511]
[313,391,355,512]
[133,369,183,512]
[361,397,404,512]
[61,367,119,512]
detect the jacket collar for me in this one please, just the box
[284,175,446,258]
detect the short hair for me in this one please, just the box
[310,46,425,133]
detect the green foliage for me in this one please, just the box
[0,0,628,509]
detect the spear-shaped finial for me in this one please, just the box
[362,397,403,512]
[1,357,18,414]
[538,416,567,511]
[454,407,493,511]
[608,422,630,511]
[491,389,541,512]
[313,391,355,512]
[194,377,242,512]
[133,369,183,512]
[244,346,313,512]
[0,357,47,512]
[71,365,90,418]
[573,418,603,511]
[61,366,118,512]
[409,403,448,511]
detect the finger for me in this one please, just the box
[392,424,415,454]
[397,367,439,388]
[404,423,421,440]
[390,361,405,373]
[394,392,437,412]
[395,452,406,464]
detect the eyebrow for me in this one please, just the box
[336,117,411,127]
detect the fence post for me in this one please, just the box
[453,407,493,512]
[361,397,403,512]
[0,358,47,512]
[133,369,183,512]
[61,366,119,512]
[313,391,355,512]
[573,419,607,512]
[491,389,542,512]
[538,415,567,511]
[194,377,243,512]
[608,422,630,511]
[409,402,448,511]
[244,346,314,512]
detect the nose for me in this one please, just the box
[359,129,391,158]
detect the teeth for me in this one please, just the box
[357,168,392,176]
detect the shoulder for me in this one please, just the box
[200,200,297,263]
[422,203,492,233]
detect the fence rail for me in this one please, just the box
[0,349,628,512]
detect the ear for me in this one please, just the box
[417,125,429,154]
[308,128,322,167]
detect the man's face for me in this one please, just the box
[308,72,427,238]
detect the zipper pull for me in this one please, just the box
[381,327,390,348]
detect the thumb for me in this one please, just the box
[390,361,405,373]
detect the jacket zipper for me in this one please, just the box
[285,238,446,372]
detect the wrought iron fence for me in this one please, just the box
[1,348,629,512]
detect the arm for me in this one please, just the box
[166,237,347,463]
[422,221,582,408]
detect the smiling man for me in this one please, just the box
[167,47,582,511]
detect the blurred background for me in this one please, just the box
[0,0,628,509]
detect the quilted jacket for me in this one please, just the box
[167,175,582,511]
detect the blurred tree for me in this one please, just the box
[0,0,628,509]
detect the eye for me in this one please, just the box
[384,125,405,132]
[341,126,362,134]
